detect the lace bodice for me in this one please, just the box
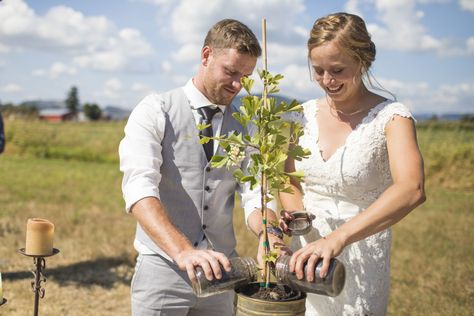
[289,99,414,216]
[286,99,414,315]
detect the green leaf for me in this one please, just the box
[242,77,254,95]
[199,136,211,144]
[211,155,229,168]
[233,169,245,181]
[274,74,284,81]
[241,175,256,182]
[285,170,305,178]
[196,123,210,131]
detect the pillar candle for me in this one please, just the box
[25,218,54,256]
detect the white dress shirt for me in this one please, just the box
[119,78,276,254]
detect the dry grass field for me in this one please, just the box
[0,119,472,315]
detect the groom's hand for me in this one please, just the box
[175,249,231,283]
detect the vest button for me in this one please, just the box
[202,224,207,230]
[205,186,210,191]
[206,167,211,172]
[203,205,209,210]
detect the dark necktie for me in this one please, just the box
[197,106,221,161]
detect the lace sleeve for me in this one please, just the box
[378,102,415,130]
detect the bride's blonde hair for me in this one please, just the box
[308,12,375,74]
[308,12,394,99]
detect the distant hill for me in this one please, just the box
[232,94,299,110]
[102,105,131,120]
[21,100,65,110]
[11,100,130,120]
[414,113,473,121]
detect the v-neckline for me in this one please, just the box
[314,99,388,163]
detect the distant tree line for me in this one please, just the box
[66,86,102,121]
[0,86,103,121]
[0,102,38,118]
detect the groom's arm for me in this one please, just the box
[131,197,231,283]
[119,95,230,283]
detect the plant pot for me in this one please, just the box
[234,282,306,316]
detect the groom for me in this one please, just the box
[119,19,284,316]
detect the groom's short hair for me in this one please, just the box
[203,19,262,57]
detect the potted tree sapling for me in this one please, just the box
[193,19,345,315]
[203,19,312,315]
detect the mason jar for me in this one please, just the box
[275,255,345,297]
[192,256,257,297]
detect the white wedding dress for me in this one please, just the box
[287,99,413,316]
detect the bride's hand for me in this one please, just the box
[279,210,295,236]
[289,235,345,281]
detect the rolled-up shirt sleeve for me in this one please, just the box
[119,94,166,212]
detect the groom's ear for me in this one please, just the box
[201,46,212,67]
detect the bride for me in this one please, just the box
[280,12,426,315]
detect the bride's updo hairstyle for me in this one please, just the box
[308,12,376,75]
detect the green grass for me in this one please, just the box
[416,121,473,190]
[0,118,472,315]
[4,119,124,163]
[389,187,473,315]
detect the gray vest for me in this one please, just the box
[135,88,246,259]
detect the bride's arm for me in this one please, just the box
[330,116,425,242]
[279,143,305,211]
[278,143,305,234]
[290,115,426,281]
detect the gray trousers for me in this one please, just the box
[131,254,234,316]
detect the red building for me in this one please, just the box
[38,108,75,122]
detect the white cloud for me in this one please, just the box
[345,0,472,56]
[161,60,173,73]
[105,78,122,91]
[467,37,474,53]
[367,0,443,52]
[278,64,319,100]
[130,82,157,103]
[139,0,175,5]
[293,25,309,39]
[74,52,127,72]
[267,43,307,66]
[273,67,474,114]
[99,78,123,99]
[0,0,153,71]
[345,0,364,16]
[161,59,190,85]
[172,43,201,63]
[1,83,23,93]
[164,0,306,61]
[32,62,77,78]
[169,0,305,44]
[459,0,474,12]
[131,82,153,93]
[418,0,450,3]
[376,77,474,113]
[32,69,46,76]
[0,43,10,53]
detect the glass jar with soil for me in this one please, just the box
[275,255,346,297]
[192,256,257,297]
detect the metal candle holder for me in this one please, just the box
[18,248,60,316]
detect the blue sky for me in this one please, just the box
[0,0,473,114]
